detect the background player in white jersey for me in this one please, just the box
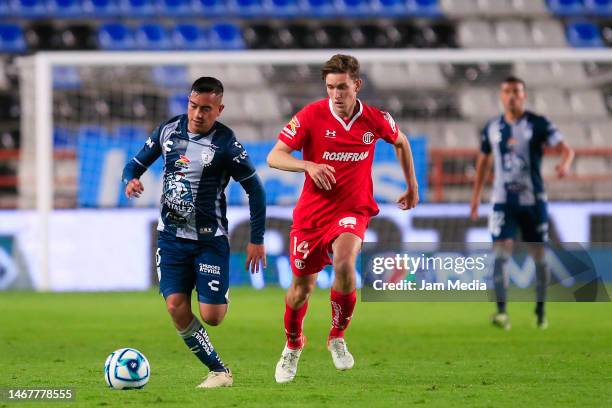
[470,76,574,329]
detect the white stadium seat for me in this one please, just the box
[459,88,500,119]
[531,20,567,48]
[442,121,479,148]
[533,89,574,118]
[570,90,608,118]
[457,20,498,48]
[439,0,479,17]
[495,20,533,48]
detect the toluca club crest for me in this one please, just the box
[201,145,215,167]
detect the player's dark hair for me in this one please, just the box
[502,76,526,89]
[321,54,360,81]
[190,77,224,95]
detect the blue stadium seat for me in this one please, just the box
[407,0,440,16]
[114,125,148,142]
[156,0,192,16]
[227,0,265,17]
[566,21,604,47]
[118,0,155,16]
[53,127,76,148]
[52,66,81,89]
[11,0,47,17]
[334,0,371,17]
[47,0,83,17]
[209,22,244,49]
[584,0,612,15]
[0,24,26,52]
[172,23,209,49]
[370,0,408,17]
[0,0,9,17]
[152,65,189,88]
[547,0,586,15]
[304,0,336,17]
[82,0,119,16]
[192,0,227,17]
[169,92,188,117]
[77,125,110,141]
[98,23,135,50]
[135,23,172,49]
[263,0,300,17]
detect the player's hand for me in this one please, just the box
[305,161,336,191]
[397,186,419,210]
[125,179,144,199]
[555,162,570,179]
[469,196,479,221]
[246,243,267,274]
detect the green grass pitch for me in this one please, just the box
[1,288,611,407]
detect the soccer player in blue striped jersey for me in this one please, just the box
[470,76,574,330]
[122,77,267,388]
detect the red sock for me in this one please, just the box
[284,301,308,349]
[329,289,357,340]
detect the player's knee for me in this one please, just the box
[200,313,224,326]
[333,257,355,277]
[289,283,313,305]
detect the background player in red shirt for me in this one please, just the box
[267,54,419,383]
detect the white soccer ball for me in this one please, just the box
[104,348,150,389]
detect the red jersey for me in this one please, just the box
[278,98,399,229]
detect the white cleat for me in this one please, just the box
[327,338,354,370]
[275,344,302,384]
[197,369,233,388]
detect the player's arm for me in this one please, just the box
[550,141,573,178]
[470,153,493,220]
[393,130,419,210]
[229,139,267,274]
[266,140,336,191]
[122,128,162,199]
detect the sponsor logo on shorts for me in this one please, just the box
[199,263,221,275]
[339,216,357,229]
[322,151,369,162]
[362,132,375,145]
[294,259,306,270]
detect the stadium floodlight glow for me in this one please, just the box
[16,49,612,291]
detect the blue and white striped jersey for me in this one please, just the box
[122,114,265,243]
[480,111,563,205]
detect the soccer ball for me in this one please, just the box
[104,348,150,389]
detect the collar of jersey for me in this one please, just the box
[328,98,363,131]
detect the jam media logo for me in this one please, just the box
[362,131,375,145]
[201,145,215,167]
[339,216,357,229]
[175,155,190,169]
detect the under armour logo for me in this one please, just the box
[325,130,336,138]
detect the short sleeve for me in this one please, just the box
[541,116,563,147]
[278,107,310,151]
[379,111,399,144]
[227,138,257,182]
[480,124,492,154]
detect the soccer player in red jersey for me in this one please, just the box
[267,54,419,383]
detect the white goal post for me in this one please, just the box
[17,49,612,291]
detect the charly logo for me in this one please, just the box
[201,145,215,167]
[339,216,357,229]
[175,154,190,169]
[294,259,306,270]
[362,131,375,145]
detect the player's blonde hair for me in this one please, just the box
[321,54,360,81]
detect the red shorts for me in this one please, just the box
[289,213,370,276]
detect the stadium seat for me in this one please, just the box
[547,0,585,15]
[442,122,478,148]
[566,21,605,47]
[600,22,612,46]
[495,21,533,48]
[53,127,76,148]
[168,92,188,117]
[534,89,574,117]
[151,65,189,88]
[476,0,516,16]
[227,0,266,17]
[570,90,608,118]
[215,91,244,122]
[118,0,156,16]
[334,0,372,17]
[0,24,26,53]
[242,24,275,49]
[192,0,227,17]
[406,0,441,16]
[308,24,346,48]
[513,0,549,15]
[114,125,148,142]
[156,0,193,16]
[231,124,261,141]
[262,0,300,17]
[135,23,172,50]
[588,121,612,146]
[57,25,96,49]
[243,91,282,122]
[97,23,135,50]
[304,0,336,17]
[531,19,568,47]
[576,157,608,175]
[439,0,476,17]
[457,20,497,48]
[429,21,458,48]
[459,88,499,119]
[404,63,447,89]
[82,0,119,15]
[10,0,47,17]
[584,0,612,16]
[209,22,244,49]
[47,0,83,16]
[171,23,209,50]
[370,0,409,17]
[514,62,588,86]
[77,125,111,142]
[24,22,57,50]
[556,122,590,147]
[53,66,81,89]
